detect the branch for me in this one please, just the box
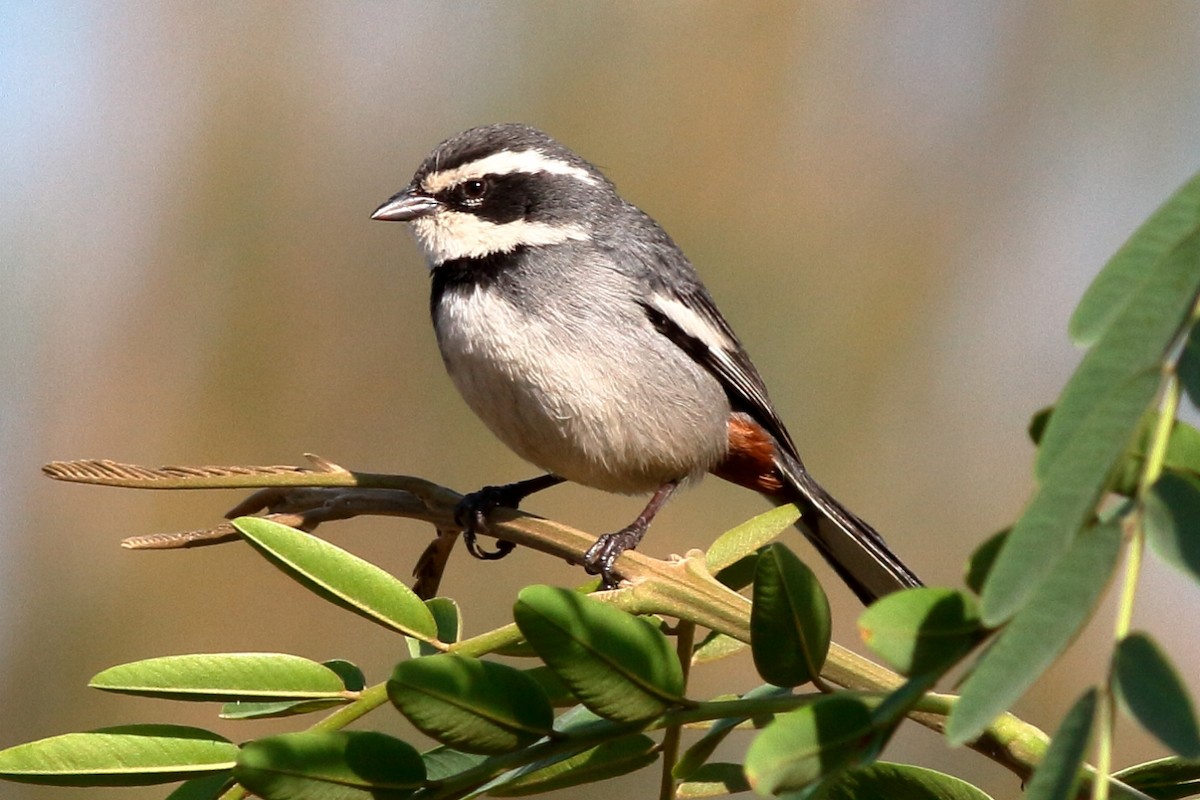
[44,456,1048,782]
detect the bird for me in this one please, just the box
[372,123,921,603]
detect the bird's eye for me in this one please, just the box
[460,178,488,203]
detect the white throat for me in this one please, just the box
[411,211,589,264]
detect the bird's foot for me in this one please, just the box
[582,521,649,589]
[453,483,527,561]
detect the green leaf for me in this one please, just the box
[676,762,751,797]
[981,368,1160,625]
[523,665,577,707]
[388,654,553,754]
[1080,411,1200,496]
[1114,632,1200,758]
[164,772,232,799]
[706,504,800,574]
[870,672,943,735]
[513,585,684,722]
[486,734,657,796]
[1112,414,1200,496]
[220,658,363,719]
[232,516,437,641]
[674,685,792,780]
[1055,404,1196,499]
[550,704,619,735]
[1069,169,1200,346]
[858,588,983,676]
[420,745,490,782]
[219,697,348,720]
[691,630,748,664]
[1024,689,1097,800]
[750,543,831,687]
[964,530,1008,595]
[1164,419,1200,473]
[1181,324,1200,411]
[744,693,874,795]
[1144,472,1200,584]
[323,658,366,691]
[824,762,995,800]
[1029,406,1054,444]
[1047,222,1200,477]
[1123,414,1200,493]
[987,201,1200,622]
[712,552,761,592]
[1114,757,1200,800]
[408,597,462,659]
[0,725,235,787]
[89,652,347,702]
[235,731,424,799]
[468,708,644,795]
[947,517,1121,745]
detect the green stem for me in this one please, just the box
[658,621,695,800]
[449,622,525,656]
[1115,370,1178,640]
[1092,690,1115,800]
[1093,368,1180,800]
[311,682,391,731]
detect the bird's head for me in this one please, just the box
[372,123,616,266]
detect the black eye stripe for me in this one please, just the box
[431,172,590,226]
[431,175,500,205]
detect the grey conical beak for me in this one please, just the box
[371,188,440,221]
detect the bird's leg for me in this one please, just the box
[583,481,680,588]
[455,474,565,560]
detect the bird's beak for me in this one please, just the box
[371,187,440,222]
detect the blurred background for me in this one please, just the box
[3,3,1200,798]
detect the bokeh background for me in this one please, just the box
[3,3,1200,798]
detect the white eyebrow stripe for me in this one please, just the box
[423,149,599,193]
[647,293,736,353]
[413,211,590,264]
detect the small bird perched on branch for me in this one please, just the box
[373,123,921,603]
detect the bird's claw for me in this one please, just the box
[582,524,647,589]
[454,484,522,560]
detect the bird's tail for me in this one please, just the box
[773,454,922,604]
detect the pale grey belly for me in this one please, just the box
[435,286,730,493]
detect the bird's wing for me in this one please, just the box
[640,283,924,602]
[638,285,801,460]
